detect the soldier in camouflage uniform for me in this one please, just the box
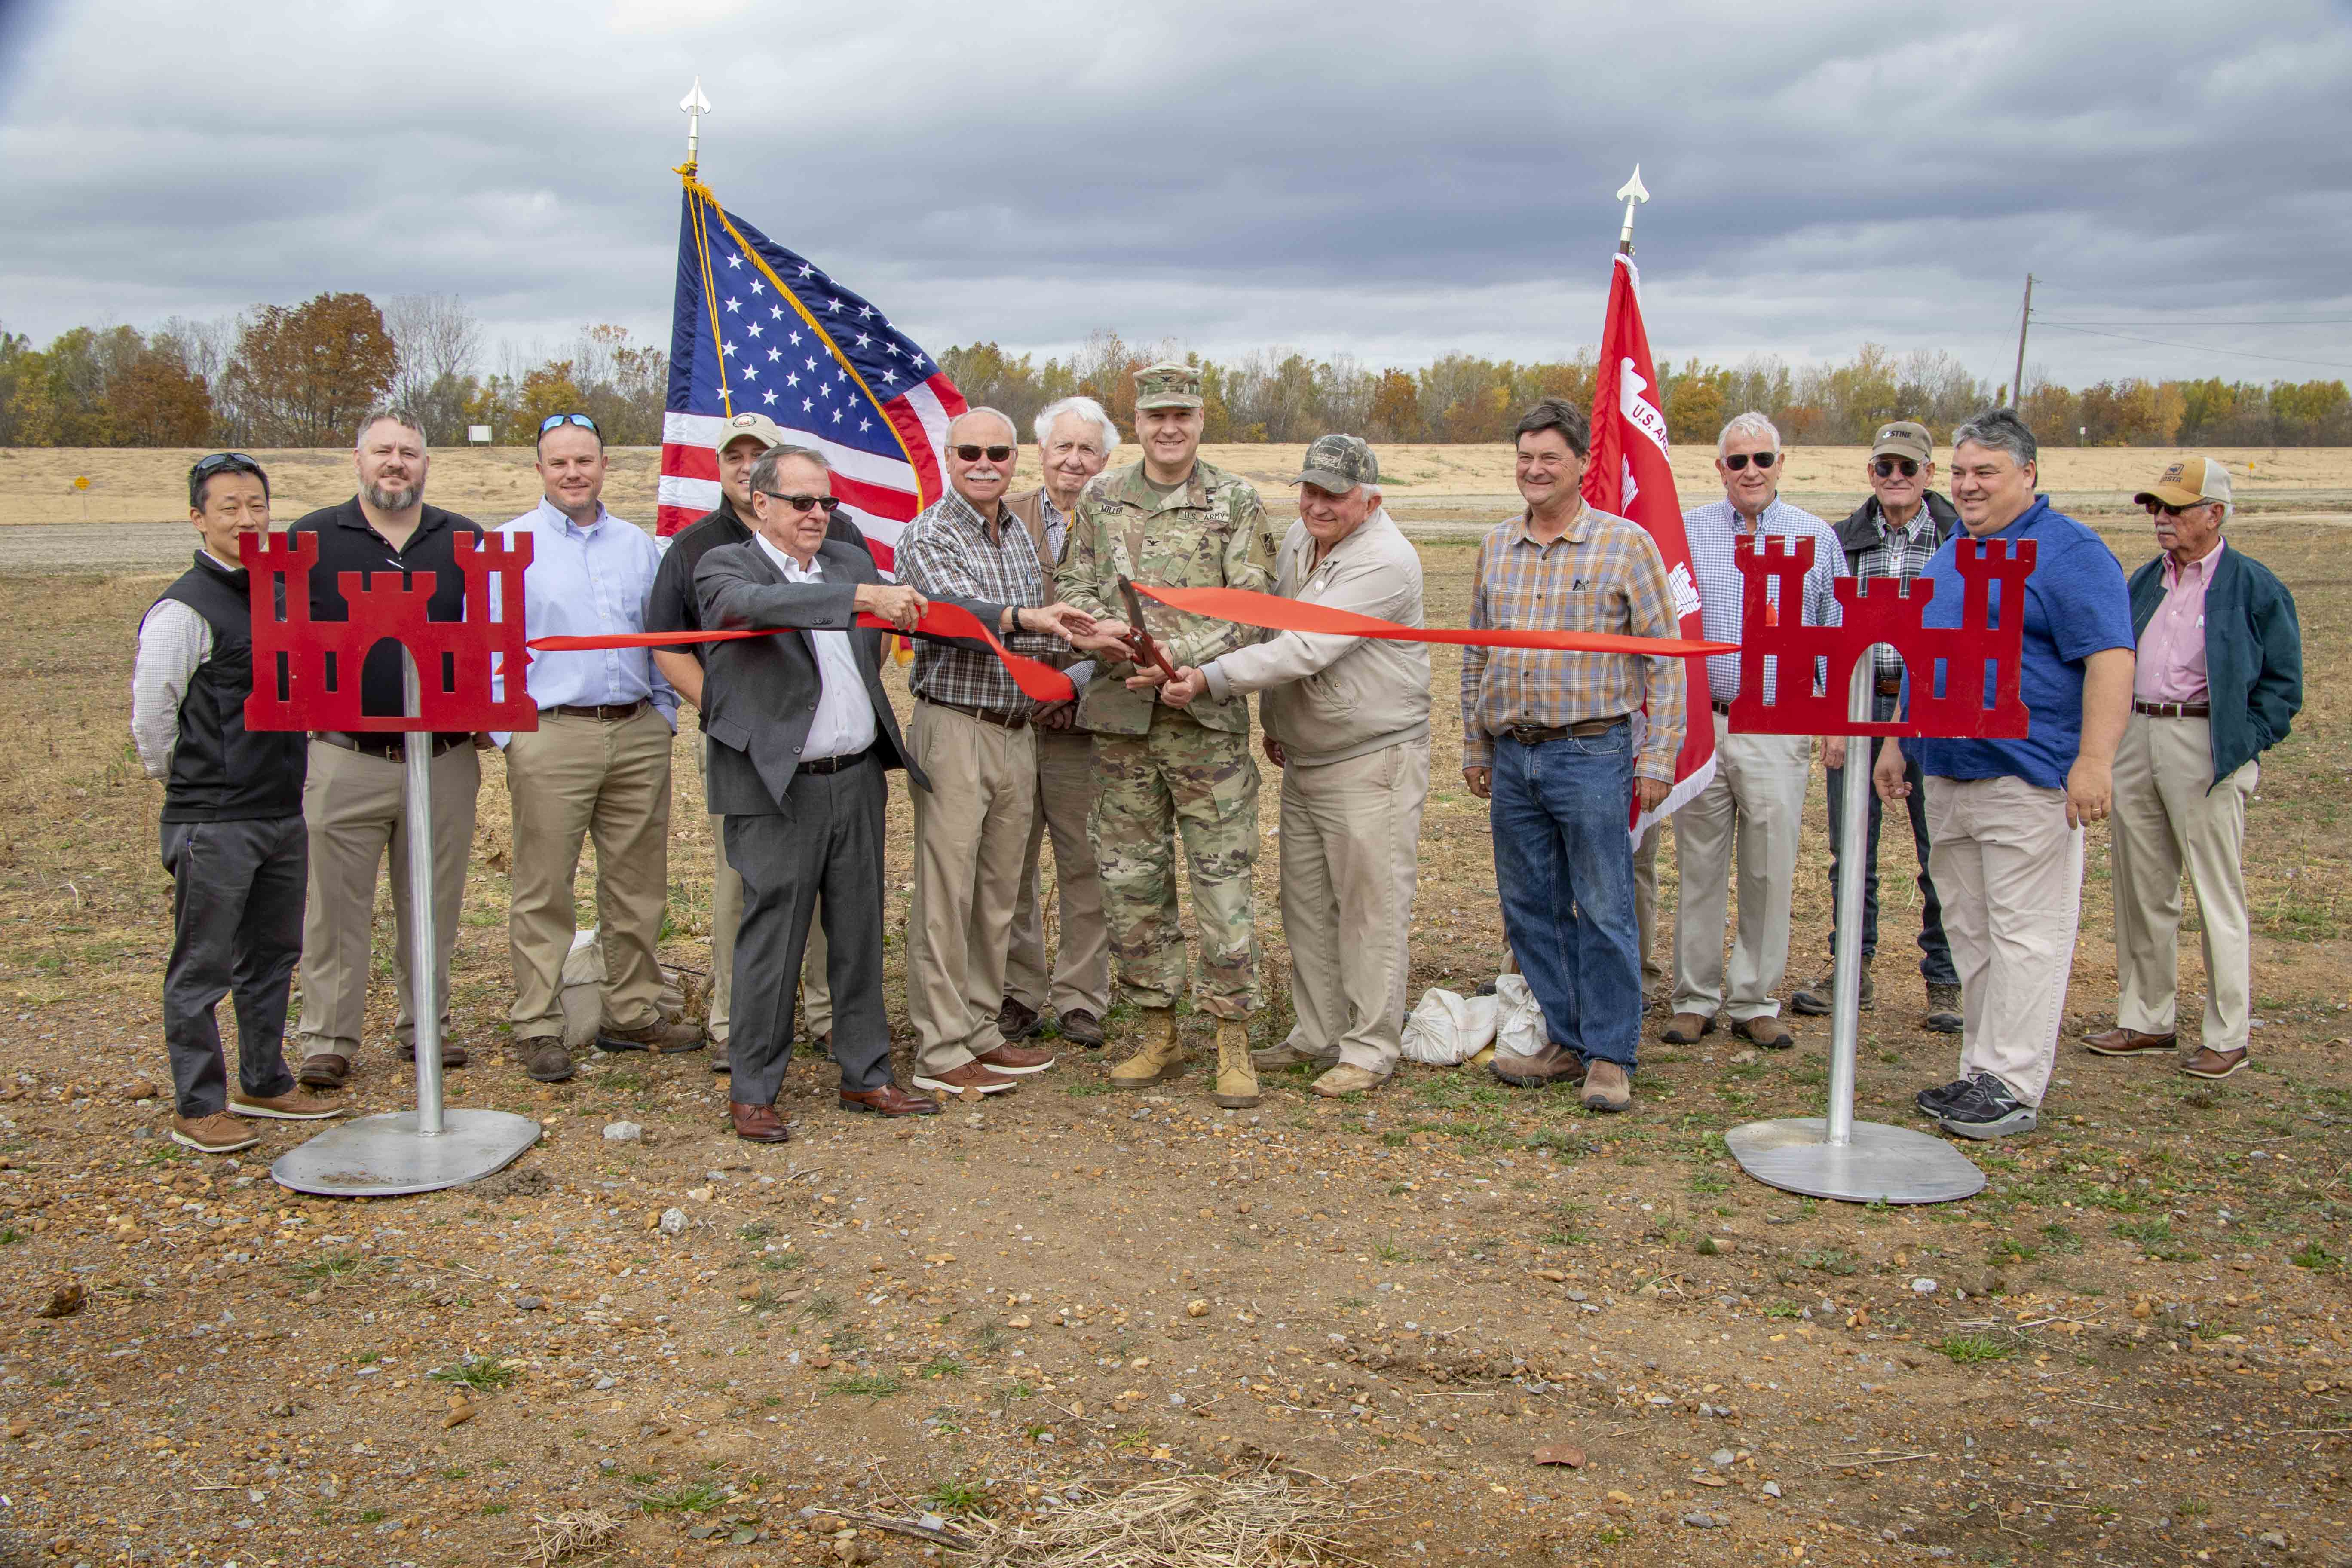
[1058,362,1279,1107]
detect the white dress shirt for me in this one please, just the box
[753,533,877,762]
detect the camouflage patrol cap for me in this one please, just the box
[1133,361,1204,410]
[1295,433,1378,493]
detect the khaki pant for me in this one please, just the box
[294,738,479,1059]
[1279,738,1430,1074]
[2110,713,2257,1053]
[906,701,1038,1075]
[1633,821,1665,985]
[1007,725,1110,1020]
[504,707,674,1039]
[1926,774,2082,1106]
[1671,714,1808,1020]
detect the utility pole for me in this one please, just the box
[2011,273,2035,407]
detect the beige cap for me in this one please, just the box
[714,410,787,455]
[1869,420,1933,464]
[2133,456,2232,512]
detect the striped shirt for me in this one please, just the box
[1459,504,1686,781]
[1683,496,1847,706]
[1852,502,1943,681]
[897,489,1061,713]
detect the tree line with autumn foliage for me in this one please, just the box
[4,298,2347,450]
[0,293,669,450]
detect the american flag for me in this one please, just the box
[658,177,968,567]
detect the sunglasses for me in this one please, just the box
[757,490,844,516]
[192,451,264,479]
[1722,451,1778,472]
[539,413,599,434]
[1872,457,1920,478]
[951,444,1015,462]
[2147,500,2214,519]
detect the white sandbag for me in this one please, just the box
[1400,986,1500,1066]
[560,929,604,1050]
[1493,972,1547,1060]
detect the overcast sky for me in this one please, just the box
[4,0,2349,392]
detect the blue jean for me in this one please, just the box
[1488,725,1643,1069]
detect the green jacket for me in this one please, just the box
[2126,542,2302,790]
[1056,458,1277,736]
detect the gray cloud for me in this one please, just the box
[3,0,2348,390]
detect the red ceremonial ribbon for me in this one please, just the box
[528,601,1076,704]
[1132,585,1738,658]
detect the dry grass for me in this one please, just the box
[966,1473,1360,1568]
[514,1508,625,1564]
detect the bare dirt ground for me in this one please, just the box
[0,511,2345,1568]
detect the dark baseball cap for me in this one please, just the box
[1295,433,1378,492]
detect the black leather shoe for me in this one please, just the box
[997,997,1043,1043]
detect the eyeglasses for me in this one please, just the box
[1872,457,1920,478]
[539,413,599,434]
[951,444,1015,462]
[1723,451,1778,472]
[757,490,844,516]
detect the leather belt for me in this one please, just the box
[799,746,872,775]
[1875,677,1904,696]
[548,700,648,722]
[1711,698,1734,715]
[1500,715,1627,746]
[314,731,468,762]
[2135,700,2210,719]
[927,697,1029,730]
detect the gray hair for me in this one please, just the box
[1716,411,1780,456]
[1034,395,1121,453]
[747,444,831,495]
[355,407,428,450]
[1949,407,2038,471]
[946,406,1018,445]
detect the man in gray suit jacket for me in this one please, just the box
[694,444,939,1141]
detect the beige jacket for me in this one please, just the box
[1200,507,1430,767]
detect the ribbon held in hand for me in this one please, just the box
[1131,584,1738,658]
[528,600,1076,704]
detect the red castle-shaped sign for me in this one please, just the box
[238,530,538,734]
[1728,534,2035,738]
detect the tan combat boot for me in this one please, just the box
[1109,1008,1185,1088]
[1210,1020,1260,1109]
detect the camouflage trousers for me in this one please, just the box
[1089,709,1260,1018]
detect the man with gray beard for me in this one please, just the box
[285,410,489,1091]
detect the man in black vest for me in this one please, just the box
[132,454,348,1153]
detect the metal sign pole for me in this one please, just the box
[1725,655,1985,1204]
[270,651,540,1198]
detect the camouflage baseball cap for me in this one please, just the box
[1295,433,1378,492]
[1133,361,1204,410]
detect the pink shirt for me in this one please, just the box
[2134,537,2223,703]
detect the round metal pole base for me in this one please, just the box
[1726,1117,1985,1205]
[270,1109,542,1199]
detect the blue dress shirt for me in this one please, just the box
[492,499,677,738]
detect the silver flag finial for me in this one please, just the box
[680,76,712,168]
[1615,164,1650,254]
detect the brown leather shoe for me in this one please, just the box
[597,1017,705,1054]
[398,1039,468,1068]
[2180,1046,2249,1080]
[839,1083,942,1117]
[1660,1012,1716,1045]
[227,1087,348,1121]
[729,1101,791,1142]
[513,1037,575,1083]
[172,1112,260,1154]
[910,1061,1020,1097]
[997,997,1043,1043]
[2082,1026,2177,1057]
[1580,1060,1633,1112]
[1732,1015,1795,1050]
[297,1052,349,1090]
[1490,1041,1585,1088]
[1057,1009,1106,1048]
[974,1041,1056,1075]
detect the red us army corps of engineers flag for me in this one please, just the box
[1582,251,1716,833]
[658,172,968,568]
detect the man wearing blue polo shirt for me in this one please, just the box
[1874,409,2135,1139]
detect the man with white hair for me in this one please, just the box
[1001,395,1118,1050]
[1155,435,1430,1097]
[897,407,1094,1096]
[1665,412,1847,1052]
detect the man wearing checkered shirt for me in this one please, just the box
[1462,399,1684,1113]
[1664,412,1847,1052]
[897,407,1094,1097]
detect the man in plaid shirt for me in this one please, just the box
[1463,399,1684,1113]
[1790,420,1963,1031]
[897,407,1094,1098]
[1664,412,1847,1053]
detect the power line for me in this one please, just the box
[2032,321,2352,374]
[2040,317,2352,327]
